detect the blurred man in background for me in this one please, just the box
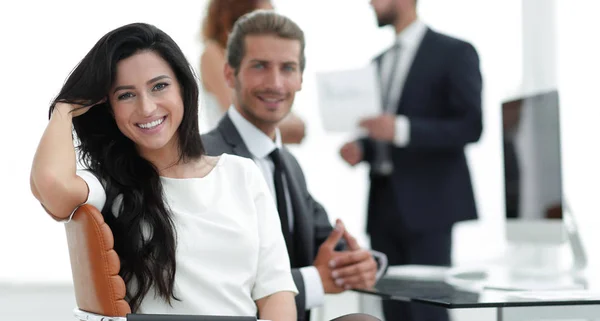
[341,0,483,320]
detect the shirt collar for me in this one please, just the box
[395,19,427,48]
[227,106,282,159]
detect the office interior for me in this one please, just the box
[1,0,599,320]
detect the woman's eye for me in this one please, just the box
[153,83,169,91]
[117,92,134,100]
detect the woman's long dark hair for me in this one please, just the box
[49,23,204,312]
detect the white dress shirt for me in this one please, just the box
[378,19,428,147]
[75,154,298,316]
[228,106,326,310]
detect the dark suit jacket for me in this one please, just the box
[363,28,482,234]
[202,115,335,321]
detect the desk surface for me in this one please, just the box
[356,265,600,309]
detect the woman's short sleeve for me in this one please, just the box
[246,160,299,300]
[76,169,107,212]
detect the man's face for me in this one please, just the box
[225,34,302,132]
[370,0,398,27]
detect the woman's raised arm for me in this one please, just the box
[30,102,92,220]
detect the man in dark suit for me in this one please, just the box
[201,11,383,321]
[340,0,483,320]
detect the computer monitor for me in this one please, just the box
[501,90,587,271]
[501,90,563,220]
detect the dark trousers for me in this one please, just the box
[368,176,452,321]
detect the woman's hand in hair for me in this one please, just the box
[55,98,106,117]
[32,98,107,220]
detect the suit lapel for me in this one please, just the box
[396,28,433,114]
[216,115,253,159]
[279,150,314,267]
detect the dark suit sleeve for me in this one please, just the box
[408,42,483,149]
[291,268,307,320]
[309,194,346,252]
[358,136,376,164]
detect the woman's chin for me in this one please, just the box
[135,140,170,154]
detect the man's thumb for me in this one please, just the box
[323,220,345,249]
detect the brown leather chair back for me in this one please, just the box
[65,204,131,317]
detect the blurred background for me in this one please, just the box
[1,0,599,320]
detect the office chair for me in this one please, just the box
[65,204,256,321]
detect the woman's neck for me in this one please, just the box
[138,138,184,174]
[160,155,216,179]
[140,140,216,179]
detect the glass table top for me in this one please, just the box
[355,265,600,309]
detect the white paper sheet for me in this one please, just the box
[315,64,382,132]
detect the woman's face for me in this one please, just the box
[109,51,184,155]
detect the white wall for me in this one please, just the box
[555,0,600,270]
[2,0,596,300]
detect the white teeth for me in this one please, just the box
[138,117,165,129]
[262,97,280,102]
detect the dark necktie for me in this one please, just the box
[268,148,294,261]
[374,41,401,175]
[381,41,401,111]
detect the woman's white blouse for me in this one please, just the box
[76,153,297,316]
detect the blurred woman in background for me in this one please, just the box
[199,0,306,144]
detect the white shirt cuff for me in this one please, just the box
[299,266,325,310]
[370,250,389,281]
[76,170,106,211]
[394,115,410,147]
